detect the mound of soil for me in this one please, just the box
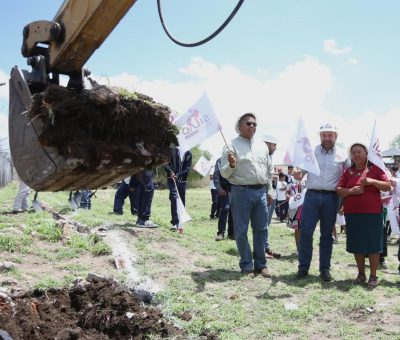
[29,84,179,172]
[0,274,183,340]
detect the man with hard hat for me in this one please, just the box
[296,123,348,282]
[262,134,282,259]
[221,113,273,277]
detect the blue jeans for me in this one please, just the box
[217,194,234,237]
[230,186,268,272]
[113,178,138,215]
[134,170,155,222]
[264,199,276,251]
[298,190,338,272]
[210,189,220,218]
[79,190,92,209]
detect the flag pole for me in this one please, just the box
[219,130,231,151]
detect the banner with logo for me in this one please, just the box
[174,93,221,155]
[283,135,296,165]
[289,188,307,210]
[193,155,212,177]
[368,120,386,173]
[292,118,320,175]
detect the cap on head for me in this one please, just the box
[235,112,257,134]
[319,123,338,133]
[262,134,278,144]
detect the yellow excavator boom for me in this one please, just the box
[22,0,137,75]
[10,0,177,192]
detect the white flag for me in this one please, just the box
[193,155,212,177]
[292,118,320,175]
[175,182,191,233]
[289,188,307,209]
[386,199,400,235]
[175,93,221,154]
[368,120,386,172]
[283,134,296,165]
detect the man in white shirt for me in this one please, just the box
[296,123,348,282]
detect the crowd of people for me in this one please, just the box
[11,111,400,288]
[215,113,400,287]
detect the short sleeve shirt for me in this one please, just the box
[337,165,389,214]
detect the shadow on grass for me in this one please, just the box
[190,269,243,292]
[268,272,400,292]
[58,207,74,214]
[225,247,239,256]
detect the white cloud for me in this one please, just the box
[323,39,352,55]
[0,69,8,99]
[1,56,399,162]
[100,56,334,161]
[346,58,359,65]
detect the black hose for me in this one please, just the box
[157,0,245,47]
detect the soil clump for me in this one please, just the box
[0,274,184,340]
[28,84,178,173]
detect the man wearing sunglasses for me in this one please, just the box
[220,113,273,277]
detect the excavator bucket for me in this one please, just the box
[9,67,178,192]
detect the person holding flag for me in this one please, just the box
[337,142,391,289]
[295,123,349,282]
[221,113,273,278]
[164,145,192,231]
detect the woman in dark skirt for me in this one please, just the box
[336,143,390,289]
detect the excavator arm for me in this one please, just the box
[9,0,177,191]
[21,0,136,88]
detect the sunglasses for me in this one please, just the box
[246,122,257,127]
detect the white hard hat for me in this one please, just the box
[262,134,278,144]
[319,123,338,133]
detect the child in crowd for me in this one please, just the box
[286,170,305,255]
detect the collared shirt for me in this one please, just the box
[306,145,349,191]
[221,136,273,195]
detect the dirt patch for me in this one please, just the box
[0,274,184,340]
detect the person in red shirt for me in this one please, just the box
[337,143,391,289]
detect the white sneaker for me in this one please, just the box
[144,220,158,228]
[170,225,178,231]
[136,220,159,228]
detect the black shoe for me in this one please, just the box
[296,269,309,278]
[228,234,235,240]
[320,270,332,282]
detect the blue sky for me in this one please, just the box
[1,0,400,161]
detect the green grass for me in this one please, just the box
[0,234,32,252]
[1,182,400,338]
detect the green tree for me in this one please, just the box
[389,135,400,148]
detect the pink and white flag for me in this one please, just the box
[174,93,221,155]
[283,135,296,165]
[368,120,386,172]
[193,155,212,177]
[292,118,320,175]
